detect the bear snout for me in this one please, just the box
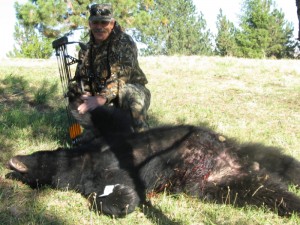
[7,157,28,173]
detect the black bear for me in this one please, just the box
[6,106,300,217]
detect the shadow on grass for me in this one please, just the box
[0,177,67,225]
[0,75,71,159]
[0,75,73,223]
[148,113,213,130]
[142,203,183,225]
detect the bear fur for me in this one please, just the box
[6,105,300,217]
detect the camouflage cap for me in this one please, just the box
[89,3,113,22]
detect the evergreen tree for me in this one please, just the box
[13,0,212,57]
[267,8,295,58]
[215,9,238,56]
[236,0,272,58]
[13,0,154,58]
[236,0,295,58]
[7,22,53,58]
[134,0,213,55]
[14,0,149,38]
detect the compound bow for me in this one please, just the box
[52,35,86,145]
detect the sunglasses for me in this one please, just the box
[90,8,111,17]
[90,20,111,26]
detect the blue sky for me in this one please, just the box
[0,0,298,58]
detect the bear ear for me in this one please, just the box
[7,157,28,173]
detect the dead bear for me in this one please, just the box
[6,106,300,217]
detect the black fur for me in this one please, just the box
[66,82,134,144]
[6,107,300,217]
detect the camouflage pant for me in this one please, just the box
[117,83,151,132]
[69,83,151,144]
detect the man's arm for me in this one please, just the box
[99,35,144,103]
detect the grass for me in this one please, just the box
[0,56,300,224]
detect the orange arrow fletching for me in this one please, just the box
[69,123,82,140]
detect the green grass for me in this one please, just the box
[0,56,300,224]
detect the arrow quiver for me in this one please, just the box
[52,36,84,145]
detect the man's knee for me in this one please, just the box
[119,84,150,110]
[119,84,151,132]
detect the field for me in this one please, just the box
[0,56,300,224]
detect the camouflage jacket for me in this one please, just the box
[75,22,148,103]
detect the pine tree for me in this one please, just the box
[134,0,213,55]
[236,0,271,58]
[266,8,295,58]
[12,0,155,58]
[8,22,53,58]
[236,0,295,58]
[215,9,238,56]
[13,0,211,57]
[14,0,148,38]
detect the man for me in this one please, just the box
[73,3,151,134]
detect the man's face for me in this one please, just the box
[89,19,115,43]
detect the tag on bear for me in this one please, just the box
[99,184,119,197]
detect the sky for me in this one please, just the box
[0,0,298,58]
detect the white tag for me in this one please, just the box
[99,184,119,197]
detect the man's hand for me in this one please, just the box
[78,94,107,114]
